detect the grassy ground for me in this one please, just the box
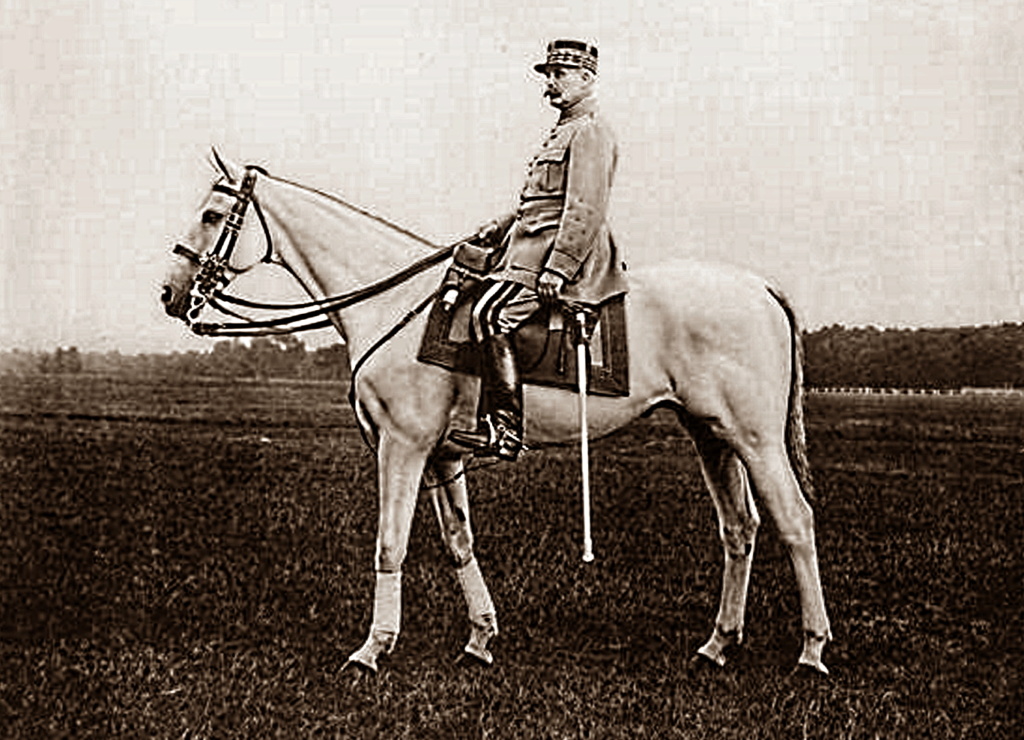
[1,375,1021,738]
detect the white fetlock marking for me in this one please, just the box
[347,570,401,671]
[456,557,497,634]
[347,572,402,671]
[372,571,402,641]
[798,630,831,674]
[456,557,497,663]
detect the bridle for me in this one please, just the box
[173,166,272,327]
[172,165,458,339]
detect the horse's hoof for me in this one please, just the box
[694,645,728,669]
[688,651,724,674]
[456,646,493,668]
[792,660,830,679]
[341,658,378,678]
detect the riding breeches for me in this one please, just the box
[470,281,542,342]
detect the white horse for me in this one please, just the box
[162,158,831,675]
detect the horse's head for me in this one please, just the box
[161,151,270,326]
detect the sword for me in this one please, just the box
[575,310,595,563]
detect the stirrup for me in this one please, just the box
[449,414,523,461]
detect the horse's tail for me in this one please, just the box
[765,284,815,501]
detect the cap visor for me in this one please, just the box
[533,62,582,73]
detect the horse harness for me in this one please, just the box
[172,165,459,402]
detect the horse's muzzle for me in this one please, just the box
[161,284,189,320]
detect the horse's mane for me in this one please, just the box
[208,148,447,254]
[264,172,446,252]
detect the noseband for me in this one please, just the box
[176,167,271,324]
[172,166,460,343]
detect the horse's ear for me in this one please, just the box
[209,147,237,182]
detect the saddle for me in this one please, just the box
[417,245,629,397]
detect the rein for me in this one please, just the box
[178,164,471,423]
[183,166,458,338]
[193,245,454,337]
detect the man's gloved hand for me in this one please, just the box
[473,220,503,247]
[537,269,566,304]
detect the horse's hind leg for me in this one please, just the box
[691,431,761,667]
[743,445,831,673]
[427,457,498,665]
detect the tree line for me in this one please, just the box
[3,323,1023,389]
[802,323,1024,389]
[0,336,350,382]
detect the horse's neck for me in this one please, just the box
[260,178,443,365]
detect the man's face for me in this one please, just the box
[543,65,593,109]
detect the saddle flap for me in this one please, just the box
[418,277,629,397]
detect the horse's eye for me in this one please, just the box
[202,210,224,225]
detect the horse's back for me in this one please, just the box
[624,257,792,345]
[626,258,780,314]
[618,257,796,424]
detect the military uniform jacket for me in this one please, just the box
[488,95,628,305]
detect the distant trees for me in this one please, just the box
[803,323,1024,390]
[38,347,83,374]
[2,339,350,382]
[5,323,1024,390]
[249,335,307,380]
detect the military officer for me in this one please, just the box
[450,39,627,461]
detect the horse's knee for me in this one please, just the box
[375,538,408,573]
[720,518,759,559]
[434,491,475,565]
[437,519,474,567]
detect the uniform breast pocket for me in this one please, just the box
[531,146,568,193]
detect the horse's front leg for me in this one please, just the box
[427,457,498,665]
[346,434,428,673]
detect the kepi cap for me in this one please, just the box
[533,39,598,74]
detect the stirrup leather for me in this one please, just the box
[449,412,523,461]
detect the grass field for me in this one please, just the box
[1,374,1021,738]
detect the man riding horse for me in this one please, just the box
[449,39,628,461]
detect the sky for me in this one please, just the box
[2,0,1023,354]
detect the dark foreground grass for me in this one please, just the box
[1,376,1021,738]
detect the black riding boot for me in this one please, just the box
[449,333,523,461]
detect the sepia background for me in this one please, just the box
[2,2,1022,737]
[2,0,1022,354]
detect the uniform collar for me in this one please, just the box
[556,94,599,125]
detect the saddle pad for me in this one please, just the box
[417,281,629,397]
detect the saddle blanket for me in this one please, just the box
[417,279,629,397]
